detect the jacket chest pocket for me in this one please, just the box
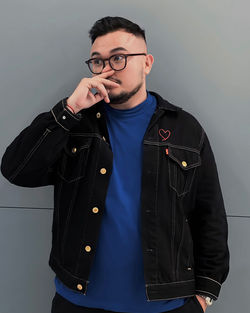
[166,146,201,197]
[58,136,91,183]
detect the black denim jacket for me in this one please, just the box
[1,91,229,302]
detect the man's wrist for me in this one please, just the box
[66,98,81,114]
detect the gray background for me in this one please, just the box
[0,0,249,312]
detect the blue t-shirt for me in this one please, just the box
[54,91,188,312]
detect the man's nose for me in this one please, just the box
[102,60,113,72]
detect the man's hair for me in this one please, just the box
[88,16,146,44]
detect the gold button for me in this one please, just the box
[182,161,187,167]
[72,147,77,153]
[92,207,99,213]
[85,245,91,252]
[96,112,101,118]
[102,136,106,141]
[77,284,83,290]
[100,168,107,174]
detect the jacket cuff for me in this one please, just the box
[195,275,222,300]
[50,97,82,131]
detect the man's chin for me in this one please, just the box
[108,82,143,105]
[108,92,130,105]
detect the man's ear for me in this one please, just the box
[145,54,154,75]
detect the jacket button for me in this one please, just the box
[77,284,83,290]
[62,115,66,120]
[92,207,99,213]
[72,147,77,153]
[96,112,101,118]
[182,161,187,167]
[85,245,91,252]
[102,136,106,141]
[100,168,107,174]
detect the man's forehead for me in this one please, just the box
[90,31,146,56]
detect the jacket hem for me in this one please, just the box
[146,279,196,301]
[49,254,89,295]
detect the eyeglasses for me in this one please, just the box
[85,53,147,74]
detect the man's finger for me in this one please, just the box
[98,78,120,87]
[98,69,115,78]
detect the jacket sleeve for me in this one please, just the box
[1,97,83,187]
[191,130,230,300]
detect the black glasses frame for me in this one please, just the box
[85,53,147,74]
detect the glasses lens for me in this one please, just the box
[89,58,103,73]
[110,54,126,71]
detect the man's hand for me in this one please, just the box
[66,69,120,113]
[195,295,208,312]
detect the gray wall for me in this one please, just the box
[0,1,249,312]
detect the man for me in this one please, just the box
[1,16,229,313]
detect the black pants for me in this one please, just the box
[51,292,204,313]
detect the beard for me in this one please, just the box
[108,80,144,105]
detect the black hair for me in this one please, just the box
[88,16,146,44]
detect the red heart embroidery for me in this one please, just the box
[159,129,171,141]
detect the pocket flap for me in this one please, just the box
[166,146,201,170]
[63,136,91,156]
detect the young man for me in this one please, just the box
[1,16,229,313]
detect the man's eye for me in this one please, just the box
[113,55,124,62]
[93,59,102,65]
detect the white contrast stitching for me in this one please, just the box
[51,109,69,131]
[62,98,82,120]
[146,279,195,286]
[198,128,205,149]
[143,141,201,154]
[196,289,218,299]
[64,106,81,120]
[196,275,222,286]
[9,128,51,181]
[146,294,196,301]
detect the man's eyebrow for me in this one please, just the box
[90,47,128,57]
